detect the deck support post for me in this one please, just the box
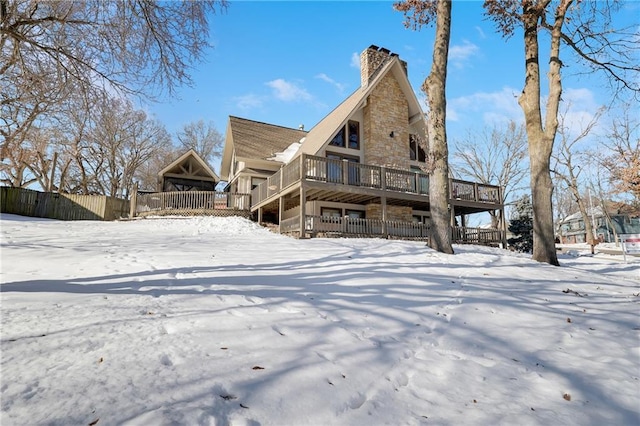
[278,196,285,234]
[257,207,263,225]
[299,186,306,239]
[501,208,508,249]
[450,204,456,243]
[381,196,388,238]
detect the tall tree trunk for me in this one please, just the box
[425,0,453,254]
[518,0,569,266]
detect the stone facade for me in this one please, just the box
[359,46,413,171]
[366,204,413,222]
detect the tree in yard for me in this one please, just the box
[1,0,226,177]
[508,194,534,253]
[483,0,639,265]
[452,120,529,228]
[599,102,640,206]
[176,120,224,168]
[551,103,603,250]
[87,96,172,198]
[395,0,454,254]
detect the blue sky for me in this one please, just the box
[144,0,635,171]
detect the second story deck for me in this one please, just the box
[251,154,503,214]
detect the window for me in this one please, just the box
[329,121,360,150]
[251,177,266,190]
[346,210,365,219]
[348,121,360,149]
[329,127,346,147]
[321,207,342,217]
[326,153,360,185]
[410,134,426,162]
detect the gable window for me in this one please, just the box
[329,121,360,150]
[409,134,426,163]
[348,121,360,149]
[329,127,346,147]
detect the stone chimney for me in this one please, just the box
[360,45,408,87]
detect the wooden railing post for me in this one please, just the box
[381,167,386,190]
[129,183,138,218]
[279,167,283,191]
[342,159,348,185]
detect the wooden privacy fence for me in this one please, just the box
[0,187,129,221]
[134,191,251,217]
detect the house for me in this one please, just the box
[220,45,504,244]
[558,205,640,243]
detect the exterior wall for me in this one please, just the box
[237,175,251,194]
[363,71,410,170]
[365,204,413,222]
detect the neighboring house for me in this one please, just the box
[220,45,504,243]
[558,205,640,243]
[157,149,219,192]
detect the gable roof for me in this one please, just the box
[294,55,427,159]
[220,117,308,180]
[158,149,219,182]
[230,116,307,160]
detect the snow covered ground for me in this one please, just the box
[1,214,638,426]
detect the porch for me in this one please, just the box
[133,191,251,218]
[251,154,505,245]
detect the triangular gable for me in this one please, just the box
[158,149,219,182]
[294,56,427,160]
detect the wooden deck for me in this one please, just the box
[134,191,251,218]
[251,154,503,215]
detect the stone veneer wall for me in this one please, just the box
[366,204,413,222]
[363,71,410,170]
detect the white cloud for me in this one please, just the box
[448,87,522,125]
[557,88,603,141]
[233,94,264,110]
[474,26,486,39]
[350,52,360,69]
[449,40,480,68]
[315,73,346,94]
[266,79,312,102]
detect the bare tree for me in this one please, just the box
[176,120,223,168]
[395,0,454,254]
[599,102,640,206]
[1,0,226,170]
[551,103,603,250]
[87,97,172,197]
[452,121,529,227]
[484,0,639,265]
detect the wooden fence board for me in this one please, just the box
[0,187,129,221]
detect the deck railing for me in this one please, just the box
[450,180,501,204]
[281,215,431,240]
[252,154,500,209]
[276,215,503,245]
[452,226,505,245]
[136,191,250,216]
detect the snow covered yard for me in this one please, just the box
[1,214,638,426]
